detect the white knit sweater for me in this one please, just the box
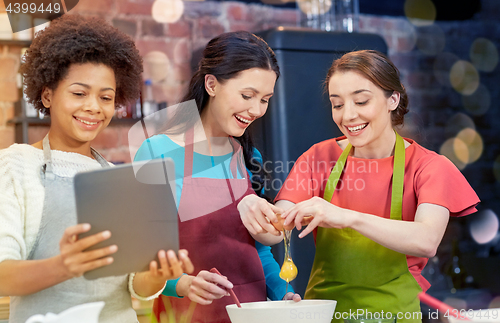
[0,144,164,301]
[0,144,106,263]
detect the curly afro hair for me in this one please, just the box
[20,14,143,115]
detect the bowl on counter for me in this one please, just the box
[226,299,336,323]
[448,308,500,323]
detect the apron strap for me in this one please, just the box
[323,131,405,220]
[184,128,195,178]
[42,135,54,176]
[390,132,405,220]
[41,134,110,175]
[323,141,352,203]
[228,137,246,180]
[183,127,242,179]
[90,148,110,168]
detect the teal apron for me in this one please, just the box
[304,132,422,323]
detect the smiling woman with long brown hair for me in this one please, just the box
[258,50,478,323]
[135,31,301,323]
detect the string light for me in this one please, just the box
[152,0,185,24]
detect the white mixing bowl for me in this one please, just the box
[448,308,500,323]
[226,299,337,323]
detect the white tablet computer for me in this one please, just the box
[74,157,178,280]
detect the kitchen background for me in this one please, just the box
[1,0,499,321]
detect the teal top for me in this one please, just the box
[134,134,294,300]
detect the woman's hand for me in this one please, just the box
[283,292,302,302]
[132,249,194,298]
[282,197,353,238]
[144,249,194,286]
[0,223,120,296]
[238,194,283,238]
[58,223,117,279]
[177,270,234,305]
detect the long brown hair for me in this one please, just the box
[163,31,279,195]
[325,50,408,126]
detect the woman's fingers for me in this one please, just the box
[150,250,184,279]
[188,290,214,305]
[301,216,314,226]
[149,259,159,277]
[269,203,284,215]
[282,205,298,224]
[283,292,302,302]
[78,244,117,262]
[244,206,274,235]
[166,250,183,278]
[63,253,113,277]
[62,230,113,256]
[254,215,280,236]
[59,223,91,251]
[190,281,227,300]
[197,271,233,291]
[71,256,115,275]
[245,221,259,236]
[60,223,91,241]
[258,204,281,236]
[59,225,117,277]
[62,247,116,277]
[283,199,322,228]
[239,195,282,235]
[59,223,123,277]
[296,208,321,238]
[188,271,232,304]
[179,249,194,274]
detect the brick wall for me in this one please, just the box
[0,0,19,149]
[0,0,299,161]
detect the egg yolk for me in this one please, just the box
[279,259,298,282]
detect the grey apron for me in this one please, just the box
[9,136,138,323]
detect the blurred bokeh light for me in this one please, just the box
[452,136,470,165]
[456,128,483,164]
[143,51,171,84]
[462,84,491,116]
[470,38,499,73]
[490,296,500,309]
[152,0,185,24]
[298,0,333,15]
[440,137,467,170]
[450,60,480,95]
[470,209,499,245]
[404,0,436,27]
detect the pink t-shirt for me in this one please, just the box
[275,136,480,291]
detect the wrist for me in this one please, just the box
[129,273,167,301]
[145,275,166,293]
[346,209,361,229]
[53,255,72,281]
[176,275,194,297]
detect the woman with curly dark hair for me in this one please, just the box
[0,14,192,323]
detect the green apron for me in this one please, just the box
[304,132,422,323]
